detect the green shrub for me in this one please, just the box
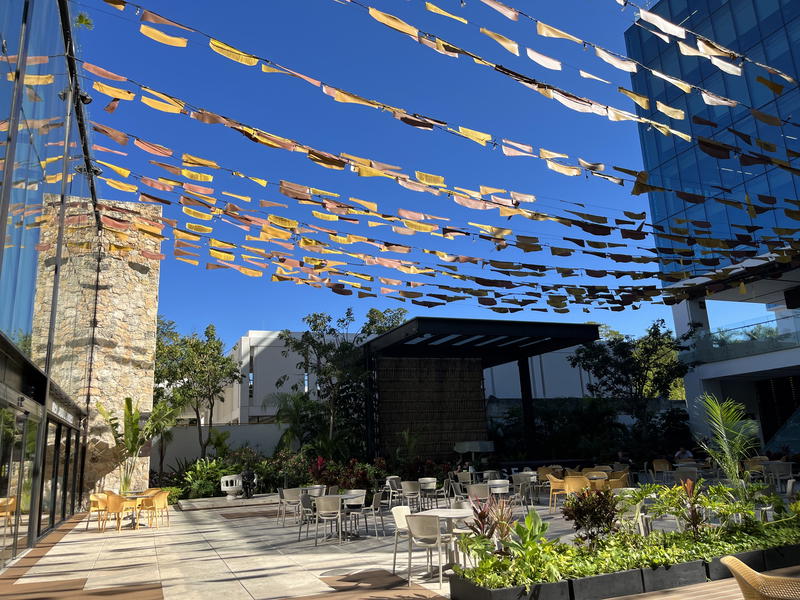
[562,489,619,546]
[162,486,184,505]
[183,457,235,499]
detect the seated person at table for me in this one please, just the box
[674,447,693,461]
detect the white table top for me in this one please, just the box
[418,508,473,519]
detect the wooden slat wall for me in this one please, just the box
[376,357,488,461]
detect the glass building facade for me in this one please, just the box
[0,0,94,567]
[624,0,800,277]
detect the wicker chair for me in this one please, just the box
[564,475,591,494]
[546,474,567,512]
[722,555,800,599]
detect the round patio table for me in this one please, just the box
[121,492,151,529]
[586,475,608,491]
[417,507,473,569]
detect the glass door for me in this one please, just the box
[0,405,26,569]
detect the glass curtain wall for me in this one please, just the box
[624,0,800,277]
[0,0,93,566]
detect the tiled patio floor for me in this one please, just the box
[1,502,794,600]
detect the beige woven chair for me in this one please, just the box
[546,474,566,512]
[608,473,629,489]
[722,555,800,599]
[564,475,591,494]
[652,458,672,483]
[405,514,452,589]
[85,493,106,530]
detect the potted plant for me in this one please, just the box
[98,397,177,493]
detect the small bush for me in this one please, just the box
[162,486,184,505]
[562,489,619,546]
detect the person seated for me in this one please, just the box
[674,447,693,461]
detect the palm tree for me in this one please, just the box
[697,394,758,498]
[270,392,321,451]
[98,397,177,492]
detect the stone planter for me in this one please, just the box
[449,574,569,600]
[570,569,643,600]
[707,549,764,580]
[220,475,243,500]
[764,544,800,570]
[641,560,706,592]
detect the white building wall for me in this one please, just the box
[213,331,310,425]
[483,346,593,399]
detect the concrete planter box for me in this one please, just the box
[449,574,569,600]
[707,549,764,580]
[641,560,706,592]
[764,544,800,570]
[570,569,643,600]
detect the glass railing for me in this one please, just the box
[687,312,800,364]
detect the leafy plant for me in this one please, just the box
[697,394,758,499]
[98,396,177,493]
[209,429,231,458]
[562,489,619,546]
[183,457,234,498]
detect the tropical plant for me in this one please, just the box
[98,397,177,493]
[697,394,758,499]
[270,392,325,451]
[183,457,234,498]
[562,489,619,546]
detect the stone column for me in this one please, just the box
[33,197,162,496]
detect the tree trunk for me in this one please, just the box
[200,400,215,458]
[158,438,166,481]
[194,405,205,459]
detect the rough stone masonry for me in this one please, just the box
[33,195,162,498]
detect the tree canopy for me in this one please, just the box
[154,317,240,458]
[568,319,695,423]
[276,307,407,459]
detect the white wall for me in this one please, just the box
[210,331,311,425]
[483,346,594,399]
[150,423,285,470]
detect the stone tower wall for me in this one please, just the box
[32,196,162,495]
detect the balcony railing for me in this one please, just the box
[686,313,800,364]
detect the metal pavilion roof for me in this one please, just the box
[364,317,599,368]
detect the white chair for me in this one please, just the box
[343,489,366,532]
[418,478,447,508]
[765,462,793,492]
[400,481,421,511]
[314,496,343,546]
[358,490,386,537]
[297,493,314,541]
[406,514,453,589]
[391,505,411,574]
[386,476,403,506]
[456,471,473,486]
[465,483,489,502]
[488,479,510,498]
[305,485,326,497]
[281,487,302,526]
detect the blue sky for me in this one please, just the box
[71,0,772,346]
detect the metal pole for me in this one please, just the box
[517,357,536,458]
[28,81,75,542]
